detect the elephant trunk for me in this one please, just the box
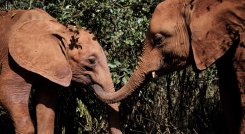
[92,60,152,104]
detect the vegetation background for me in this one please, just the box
[0,0,225,133]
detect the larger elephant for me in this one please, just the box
[93,0,245,133]
[0,9,121,134]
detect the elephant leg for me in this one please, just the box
[233,32,245,133]
[216,44,241,134]
[104,88,122,134]
[218,81,241,134]
[240,94,245,133]
[0,60,34,134]
[34,82,59,134]
[108,103,122,134]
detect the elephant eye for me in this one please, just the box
[153,33,165,47]
[88,56,96,65]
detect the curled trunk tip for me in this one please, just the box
[92,65,149,103]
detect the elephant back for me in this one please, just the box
[14,8,55,23]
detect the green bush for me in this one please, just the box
[0,0,223,133]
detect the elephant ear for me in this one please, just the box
[9,20,72,87]
[190,1,245,70]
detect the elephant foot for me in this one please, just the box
[35,130,53,134]
[15,124,35,134]
[241,113,245,134]
[238,92,245,134]
[110,127,123,134]
[240,94,245,133]
[110,128,123,134]
[10,104,34,134]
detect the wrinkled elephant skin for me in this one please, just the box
[0,9,121,134]
[93,0,245,133]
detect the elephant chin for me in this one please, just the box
[91,84,107,100]
[91,84,103,91]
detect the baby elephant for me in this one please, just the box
[0,9,121,134]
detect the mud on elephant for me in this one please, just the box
[94,0,245,133]
[0,9,121,134]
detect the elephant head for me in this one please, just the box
[8,16,114,95]
[92,0,245,103]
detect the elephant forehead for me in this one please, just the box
[150,19,179,37]
[150,16,177,34]
[150,1,181,34]
[77,30,100,47]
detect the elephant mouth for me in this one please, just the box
[91,84,103,91]
[72,73,105,90]
[72,74,93,85]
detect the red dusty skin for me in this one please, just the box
[92,45,161,104]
